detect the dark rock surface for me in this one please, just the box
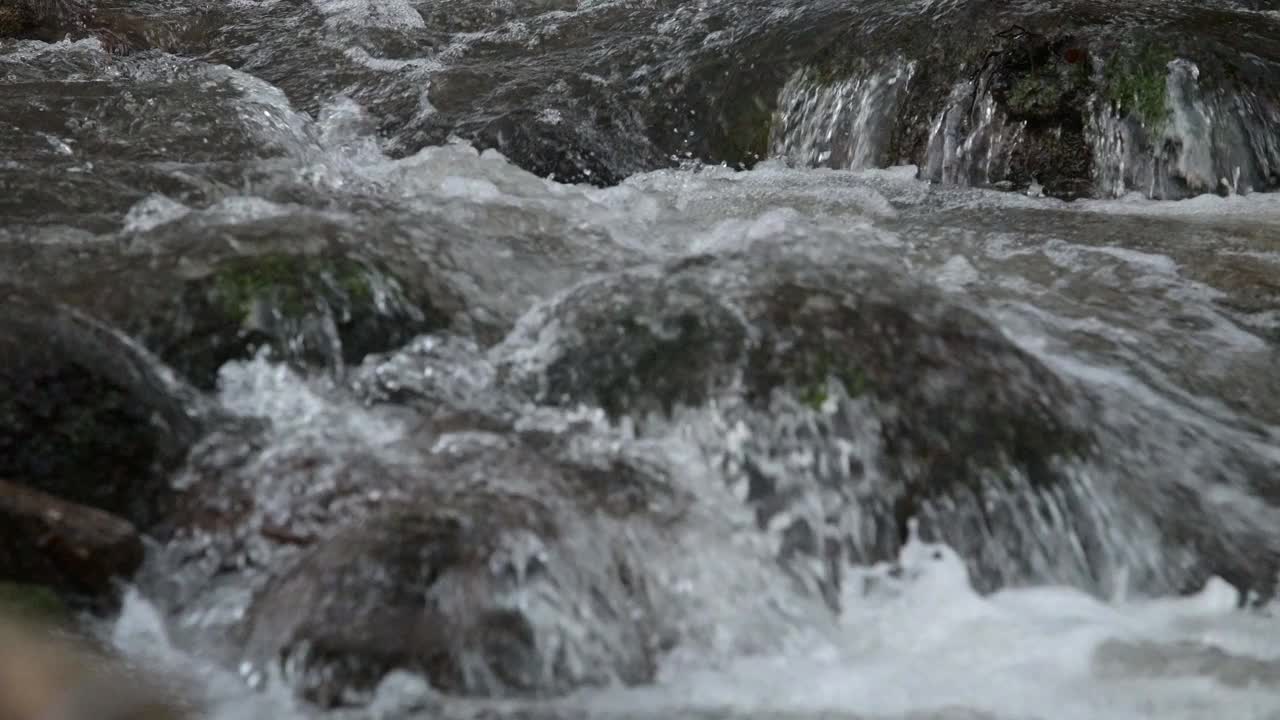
[152,409,683,707]
[494,248,1101,598]
[775,1,1280,198]
[0,227,457,389]
[0,288,214,530]
[0,0,92,43]
[0,478,144,610]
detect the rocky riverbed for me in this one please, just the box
[3,0,1280,718]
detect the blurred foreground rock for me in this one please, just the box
[0,616,192,720]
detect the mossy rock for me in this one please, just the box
[740,278,1090,494]
[527,266,748,417]
[497,249,1096,598]
[2,229,455,390]
[209,253,373,320]
[1103,42,1175,130]
[133,250,450,389]
[504,251,1091,490]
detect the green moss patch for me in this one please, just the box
[1104,43,1175,129]
[211,253,374,321]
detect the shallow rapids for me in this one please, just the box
[4,0,1280,718]
[93,148,1280,718]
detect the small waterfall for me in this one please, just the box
[1089,58,1280,199]
[922,78,1027,190]
[769,44,1280,200]
[768,58,915,170]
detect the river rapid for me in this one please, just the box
[2,0,1280,719]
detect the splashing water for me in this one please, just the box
[5,1,1280,718]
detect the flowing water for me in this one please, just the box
[3,0,1280,718]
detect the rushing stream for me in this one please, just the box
[2,0,1280,718]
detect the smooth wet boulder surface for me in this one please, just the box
[494,247,1103,598]
[0,45,315,233]
[240,491,658,707]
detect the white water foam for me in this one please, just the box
[103,519,1280,720]
[564,525,1280,720]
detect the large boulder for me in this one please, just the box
[153,410,680,708]
[0,288,214,530]
[768,2,1280,199]
[239,489,657,707]
[0,230,455,390]
[494,247,1099,601]
[492,245,1280,604]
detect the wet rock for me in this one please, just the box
[70,0,1278,198]
[977,29,1096,198]
[518,268,749,418]
[0,0,160,53]
[770,2,1280,199]
[495,247,1099,598]
[0,0,92,42]
[0,479,144,610]
[3,235,454,390]
[241,491,656,707]
[131,248,449,389]
[0,48,318,233]
[153,406,677,707]
[0,288,215,531]
[499,247,1092,482]
[407,0,1280,199]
